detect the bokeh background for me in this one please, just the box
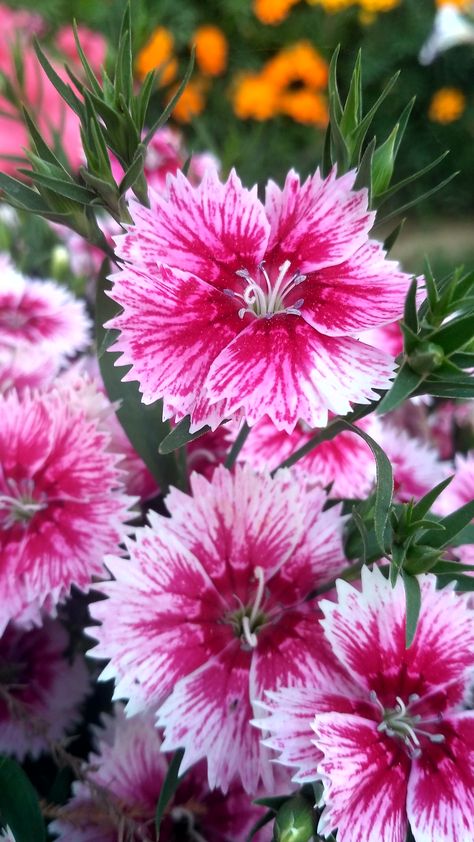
[2,0,474,276]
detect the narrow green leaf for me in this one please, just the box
[95,273,180,493]
[349,71,400,162]
[377,171,459,225]
[428,313,474,355]
[423,500,474,548]
[423,259,439,311]
[451,524,474,547]
[327,46,343,123]
[119,145,147,195]
[417,382,474,400]
[0,756,46,842]
[402,573,421,648]
[24,172,95,204]
[143,49,196,146]
[339,421,393,550]
[254,795,291,811]
[0,173,50,213]
[224,422,251,470]
[376,364,422,415]
[72,19,102,95]
[353,136,375,195]
[322,122,332,176]
[431,560,474,575]
[411,476,453,521]
[376,151,449,205]
[159,416,212,454]
[351,506,368,565]
[435,574,474,592]
[340,50,362,139]
[22,107,67,171]
[383,218,405,253]
[390,542,406,586]
[155,748,184,838]
[33,40,83,116]
[246,810,275,842]
[372,124,398,196]
[393,97,415,159]
[403,277,419,334]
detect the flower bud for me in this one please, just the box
[407,342,444,375]
[274,795,315,842]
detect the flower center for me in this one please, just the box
[371,692,445,758]
[0,477,47,530]
[227,566,267,650]
[225,260,306,319]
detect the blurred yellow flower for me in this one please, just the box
[263,41,328,90]
[168,79,207,122]
[279,88,329,125]
[428,87,466,123]
[359,0,400,10]
[253,0,299,23]
[307,0,353,11]
[436,0,470,6]
[232,73,279,120]
[136,26,178,85]
[193,25,228,77]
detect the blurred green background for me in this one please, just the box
[4,0,474,274]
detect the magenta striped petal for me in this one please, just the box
[407,712,474,842]
[89,525,229,713]
[264,168,374,272]
[115,168,270,289]
[107,263,241,412]
[163,464,305,599]
[313,712,410,842]
[300,241,413,336]
[320,567,474,706]
[158,644,261,794]
[206,317,396,433]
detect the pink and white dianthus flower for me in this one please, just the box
[0,345,59,395]
[89,464,348,794]
[376,422,447,503]
[0,618,88,759]
[238,415,378,499]
[0,382,134,634]
[0,255,91,360]
[51,704,271,842]
[259,566,474,842]
[108,166,413,433]
[435,453,474,563]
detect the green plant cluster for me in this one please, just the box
[5,0,474,218]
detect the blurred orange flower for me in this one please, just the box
[136,26,178,84]
[169,78,207,122]
[253,0,299,24]
[263,41,328,90]
[193,25,228,76]
[279,88,329,125]
[428,87,466,123]
[232,73,279,120]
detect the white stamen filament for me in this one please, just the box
[373,692,445,757]
[241,616,258,649]
[233,260,306,319]
[249,566,265,626]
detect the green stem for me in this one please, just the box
[224,422,251,470]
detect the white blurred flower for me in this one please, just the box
[420,4,474,64]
